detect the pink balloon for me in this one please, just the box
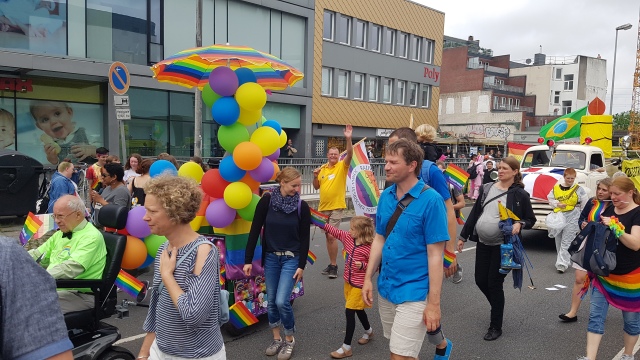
[249,157,275,183]
[266,148,280,161]
[208,67,239,97]
[125,206,151,238]
[205,199,236,228]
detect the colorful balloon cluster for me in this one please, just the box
[199,66,286,228]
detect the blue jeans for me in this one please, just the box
[588,286,640,335]
[264,252,299,336]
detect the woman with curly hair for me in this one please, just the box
[138,175,225,360]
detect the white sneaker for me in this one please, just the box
[619,355,634,360]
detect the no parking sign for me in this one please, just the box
[109,61,130,95]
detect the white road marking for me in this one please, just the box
[114,333,147,345]
[460,246,476,252]
[611,338,640,360]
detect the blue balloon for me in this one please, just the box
[235,68,258,85]
[262,120,282,135]
[149,159,178,177]
[139,254,155,269]
[211,97,240,126]
[219,156,246,182]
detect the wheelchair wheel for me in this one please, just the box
[98,347,135,360]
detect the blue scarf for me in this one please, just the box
[270,186,300,214]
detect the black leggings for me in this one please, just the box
[344,308,371,345]
[475,242,508,330]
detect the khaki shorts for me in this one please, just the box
[321,209,344,229]
[378,295,427,358]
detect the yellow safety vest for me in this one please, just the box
[553,184,579,212]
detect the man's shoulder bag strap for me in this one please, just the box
[385,185,430,238]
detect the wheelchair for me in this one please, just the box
[57,204,136,360]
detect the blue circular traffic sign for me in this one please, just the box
[109,61,130,95]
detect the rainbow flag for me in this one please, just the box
[593,268,640,312]
[456,210,466,225]
[342,249,349,262]
[310,208,328,228]
[229,301,259,328]
[114,269,144,298]
[20,212,43,245]
[220,264,227,286]
[587,199,606,222]
[443,250,455,269]
[507,142,532,162]
[307,251,317,265]
[340,140,380,219]
[444,164,469,191]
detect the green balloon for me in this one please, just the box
[202,84,222,108]
[145,234,168,258]
[237,194,261,221]
[218,123,250,152]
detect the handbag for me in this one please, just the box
[545,211,566,238]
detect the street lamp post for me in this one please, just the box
[610,23,633,115]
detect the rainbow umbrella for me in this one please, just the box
[150,44,304,90]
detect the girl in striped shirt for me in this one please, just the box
[321,216,374,359]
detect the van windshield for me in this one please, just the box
[522,150,586,170]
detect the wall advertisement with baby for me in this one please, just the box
[0,0,67,55]
[14,100,104,165]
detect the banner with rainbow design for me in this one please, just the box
[341,140,380,220]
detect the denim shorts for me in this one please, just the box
[588,286,640,335]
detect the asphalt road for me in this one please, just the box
[105,207,639,360]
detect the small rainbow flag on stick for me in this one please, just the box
[307,251,317,265]
[229,301,259,328]
[310,208,329,228]
[114,269,144,298]
[444,164,469,191]
[20,212,43,246]
[456,211,466,225]
[220,264,227,286]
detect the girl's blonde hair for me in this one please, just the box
[414,124,436,143]
[350,216,374,244]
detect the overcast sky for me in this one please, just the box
[415,0,638,115]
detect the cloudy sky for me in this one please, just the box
[415,0,638,115]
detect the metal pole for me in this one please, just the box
[610,29,619,115]
[193,0,203,157]
[120,119,127,161]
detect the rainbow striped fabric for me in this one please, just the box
[456,210,466,225]
[310,208,329,228]
[507,142,532,162]
[307,251,317,265]
[151,44,304,91]
[220,264,227,286]
[443,249,455,269]
[229,301,259,328]
[444,164,469,191]
[338,141,380,220]
[587,199,607,222]
[114,270,144,298]
[593,268,640,312]
[20,212,43,245]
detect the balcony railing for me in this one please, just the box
[467,63,508,75]
[492,104,534,113]
[483,82,524,94]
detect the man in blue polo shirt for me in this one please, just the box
[363,139,452,360]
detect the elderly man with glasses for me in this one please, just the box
[28,195,106,314]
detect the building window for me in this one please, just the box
[0,1,68,55]
[336,15,351,45]
[354,73,364,100]
[409,82,418,106]
[424,38,434,64]
[411,36,421,61]
[323,11,334,40]
[338,70,350,98]
[562,100,572,114]
[355,19,367,48]
[500,97,506,108]
[553,91,560,104]
[369,76,379,101]
[370,24,381,52]
[554,67,562,80]
[322,67,333,95]
[493,96,499,109]
[149,0,163,63]
[385,28,396,55]
[564,74,574,91]
[398,32,408,58]
[396,80,406,105]
[383,78,393,103]
[515,98,520,109]
[421,84,431,108]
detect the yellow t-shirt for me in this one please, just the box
[318,160,349,211]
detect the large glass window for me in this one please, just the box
[355,19,367,48]
[421,84,431,108]
[322,67,333,95]
[409,83,418,106]
[383,78,392,103]
[323,10,334,40]
[0,0,68,55]
[396,80,406,105]
[338,70,349,98]
[369,24,381,52]
[336,15,351,45]
[281,13,305,88]
[87,0,148,65]
[411,36,421,61]
[424,38,434,64]
[228,0,270,53]
[149,0,163,63]
[398,32,408,58]
[368,76,379,102]
[385,28,395,55]
[354,73,364,100]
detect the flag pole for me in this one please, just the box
[409,113,414,129]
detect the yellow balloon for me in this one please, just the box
[279,130,288,148]
[190,216,203,231]
[237,108,262,126]
[224,182,253,209]
[178,162,205,183]
[250,126,280,156]
[235,82,267,111]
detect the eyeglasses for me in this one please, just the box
[53,211,77,221]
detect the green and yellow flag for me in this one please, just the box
[539,106,588,141]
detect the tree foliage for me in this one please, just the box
[613,111,630,131]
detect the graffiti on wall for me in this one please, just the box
[456,124,512,139]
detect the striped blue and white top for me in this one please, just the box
[143,236,224,358]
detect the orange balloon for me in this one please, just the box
[241,173,260,192]
[270,161,280,181]
[233,142,262,170]
[122,235,148,270]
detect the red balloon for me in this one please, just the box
[201,169,230,199]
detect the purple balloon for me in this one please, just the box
[209,67,239,97]
[206,199,236,228]
[125,206,151,238]
[249,157,275,183]
[266,148,280,161]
